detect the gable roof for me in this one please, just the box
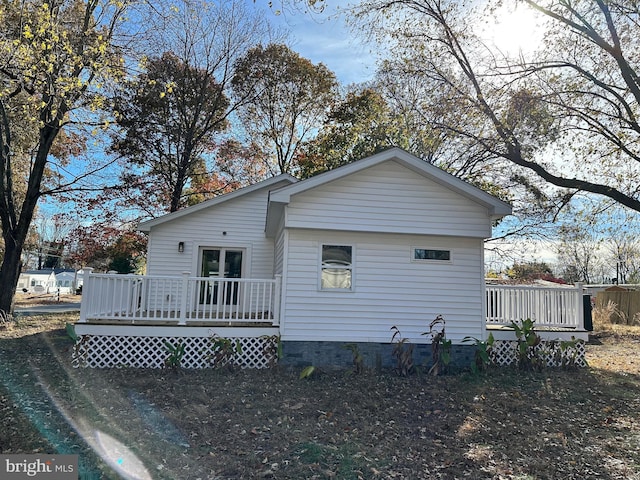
[22,268,75,275]
[21,270,57,277]
[265,148,512,236]
[138,174,298,232]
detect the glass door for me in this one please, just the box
[199,249,243,305]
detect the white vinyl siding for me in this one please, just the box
[284,161,491,238]
[273,216,286,276]
[281,230,485,344]
[146,181,291,279]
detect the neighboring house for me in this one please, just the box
[76,148,589,369]
[18,270,57,294]
[18,268,79,294]
[54,270,77,294]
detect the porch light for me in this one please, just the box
[178,241,184,253]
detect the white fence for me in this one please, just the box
[79,271,281,326]
[486,284,584,329]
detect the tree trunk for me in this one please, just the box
[0,192,39,314]
[0,124,58,314]
[0,236,22,315]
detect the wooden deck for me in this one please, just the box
[79,318,275,327]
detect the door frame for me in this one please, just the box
[195,245,249,307]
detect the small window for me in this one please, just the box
[321,245,353,290]
[413,248,451,262]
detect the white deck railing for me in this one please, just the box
[486,284,584,330]
[79,272,583,331]
[79,270,281,326]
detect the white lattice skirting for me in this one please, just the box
[72,334,279,369]
[490,339,587,367]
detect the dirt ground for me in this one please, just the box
[13,293,82,307]
[1,312,639,480]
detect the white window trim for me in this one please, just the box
[411,246,453,264]
[319,243,355,292]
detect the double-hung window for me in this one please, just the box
[321,244,353,290]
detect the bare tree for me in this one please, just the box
[556,224,607,284]
[107,0,279,215]
[351,0,640,214]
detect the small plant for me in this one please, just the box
[0,310,12,328]
[299,365,316,379]
[343,343,364,375]
[390,326,414,376]
[66,322,78,342]
[206,334,242,368]
[261,334,281,367]
[66,322,89,367]
[559,337,586,368]
[163,341,185,369]
[425,315,451,376]
[509,318,542,371]
[463,333,495,373]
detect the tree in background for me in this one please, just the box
[112,52,230,213]
[554,204,640,284]
[212,140,270,185]
[297,79,509,199]
[607,236,640,285]
[232,43,338,175]
[506,261,560,282]
[298,87,416,177]
[556,224,607,284]
[68,225,146,274]
[21,214,78,270]
[105,0,273,215]
[0,0,132,314]
[351,0,640,215]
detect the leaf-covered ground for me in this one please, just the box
[1,313,639,479]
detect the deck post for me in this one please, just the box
[77,267,94,323]
[273,274,282,326]
[178,272,190,326]
[576,282,584,330]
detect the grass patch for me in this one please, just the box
[294,441,380,479]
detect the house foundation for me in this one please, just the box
[279,341,476,371]
[72,327,588,370]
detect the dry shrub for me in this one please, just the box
[594,300,640,327]
[592,300,619,329]
[593,300,640,335]
[0,310,12,330]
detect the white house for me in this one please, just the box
[17,270,56,294]
[54,270,77,294]
[17,268,79,294]
[76,148,588,369]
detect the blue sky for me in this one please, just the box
[264,3,377,85]
[38,3,376,220]
[261,1,549,85]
